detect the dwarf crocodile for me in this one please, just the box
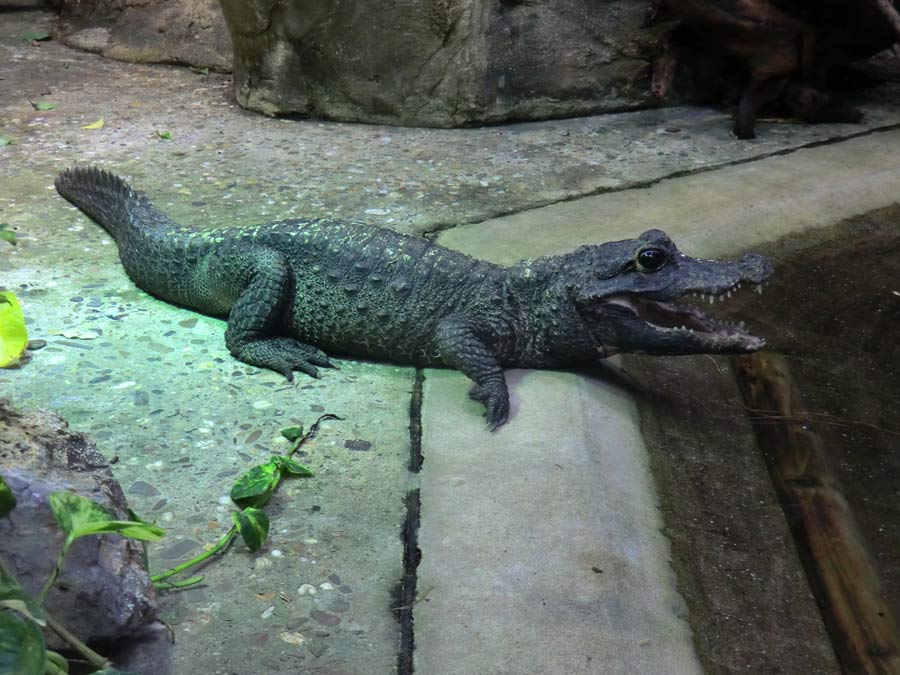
[56,166,772,428]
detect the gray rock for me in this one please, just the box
[0,399,158,648]
[218,0,658,125]
[52,0,232,71]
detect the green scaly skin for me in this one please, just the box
[56,167,773,429]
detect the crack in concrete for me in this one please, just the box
[420,121,900,239]
[395,369,425,674]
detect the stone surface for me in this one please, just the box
[52,0,232,71]
[4,10,900,239]
[437,127,900,263]
[218,0,657,125]
[0,399,159,647]
[416,368,703,675]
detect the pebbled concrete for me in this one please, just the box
[416,368,703,675]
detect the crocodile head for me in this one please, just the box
[566,229,772,357]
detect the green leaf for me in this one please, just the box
[232,508,269,552]
[155,130,172,140]
[0,612,46,675]
[48,491,112,541]
[280,425,303,441]
[30,102,57,111]
[272,455,314,477]
[0,562,45,626]
[0,137,13,147]
[229,460,282,509]
[49,492,164,547]
[66,519,165,541]
[0,291,28,368]
[22,30,50,42]
[0,230,16,245]
[190,66,210,76]
[45,650,68,673]
[0,475,15,517]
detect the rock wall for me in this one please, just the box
[218,0,658,126]
[52,0,233,71]
[0,399,158,647]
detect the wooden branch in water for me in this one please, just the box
[873,0,900,44]
[735,352,900,674]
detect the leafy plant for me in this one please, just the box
[152,415,337,589]
[0,223,16,245]
[0,475,145,674]
[0,413,338,672]
[21,30,51,43]
[0,291,28,368]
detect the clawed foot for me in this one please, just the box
[468,383,510,431]
[232,337,337,380]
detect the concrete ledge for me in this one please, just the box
[415,368,702,675]
[437,127,900,263]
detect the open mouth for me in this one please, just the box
[599,280,767,351]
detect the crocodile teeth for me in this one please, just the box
[755,284,764,295]
[708,295,714,305]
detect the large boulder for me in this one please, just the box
[218,0,659,126]
[0,399,158,647]
[51,0,232,71]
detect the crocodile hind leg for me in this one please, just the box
[435,316,510,430]
[201,244,336,379]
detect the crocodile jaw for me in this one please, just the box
[595,284,767,353]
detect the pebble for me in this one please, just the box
[297,584,317,595]
[318,582,334,591]
[344,439,371,452]
[270,549,283,558]
[328,598,351,613]
[279,631,305,646]
[310,609,341,627]
[127,480,161,497]
[260,606,275,619]
[26,339,47,350]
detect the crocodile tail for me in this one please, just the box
[55,166,177,243]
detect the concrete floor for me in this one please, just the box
[2,6,900,675]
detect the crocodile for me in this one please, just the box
[55,166,772,428]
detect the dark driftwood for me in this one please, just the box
[735,352,900,674]
[649,0,900,138]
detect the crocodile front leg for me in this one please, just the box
[202,244,336,379]
[435,315,510,430]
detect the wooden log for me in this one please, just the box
[873,0,900,44]
[735,352,900,675]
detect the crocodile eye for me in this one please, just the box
[636,248,666,272]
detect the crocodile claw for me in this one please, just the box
[232,337,335,381]
[469,384,510,430]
